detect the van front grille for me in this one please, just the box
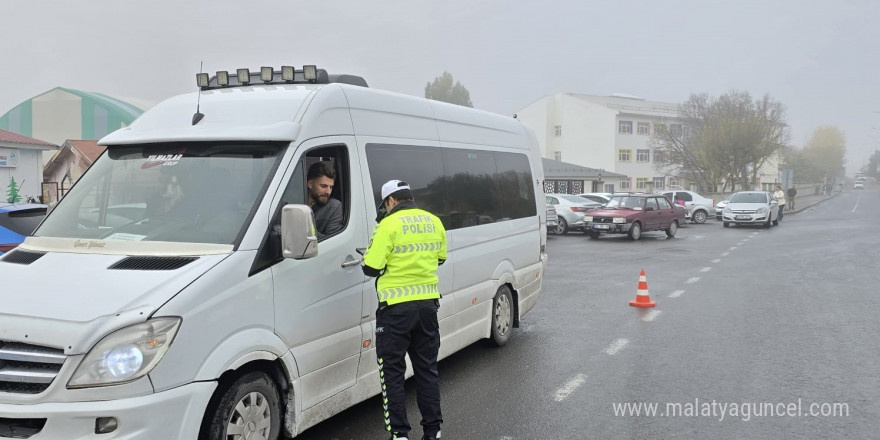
[0,417,47,438]
[0,341,66,395]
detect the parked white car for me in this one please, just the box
[661,190,716,224]
[714,195,732,220]
[721,191,779,228]
[546,193,602,234]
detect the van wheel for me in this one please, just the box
[692,210,708,224]
[490,285,514,347]
[200,371,281,440]
[666,220,678,237]
[628,222,642,240]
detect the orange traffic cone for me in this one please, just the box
[629,269,656,307]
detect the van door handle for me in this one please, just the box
[341,256,362,268]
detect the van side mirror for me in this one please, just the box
[281,204,318,259]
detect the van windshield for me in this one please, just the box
[36,142,284,245]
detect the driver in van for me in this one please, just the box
[146,167,184,218]
[307,162,344,239]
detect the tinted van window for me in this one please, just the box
[366,144,536,230]
[364,144,446,217]
[442,149,501,228]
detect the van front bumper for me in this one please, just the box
[0,381,216,439]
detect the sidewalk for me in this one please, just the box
[786,191,838,214]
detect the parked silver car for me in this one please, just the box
[546,205,559,233]
[577,193,612,205]
[545,193,602,234]
[661,190,716,224]
[721,191,779,228]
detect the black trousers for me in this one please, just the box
[376,299,442,437]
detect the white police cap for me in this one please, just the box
[381,180,411,200]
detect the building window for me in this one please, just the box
[654,123,666,135]
[670,124,683,137]
[555,125,562,137]
[667,177,681,188]
[637,149,650,163]
[604,184,615,193]
[636,177,649,189]
[554,151,562,161]
[653,150,668,163]
[653,177,665,190]
[620,179,631,190]
[618,149,632,162]
[619,121,633,134]
[637,122,650,135]
[682,125,691,137]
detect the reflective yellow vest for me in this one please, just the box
[364,207,447,305]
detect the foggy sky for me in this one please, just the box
[2,0,878,174]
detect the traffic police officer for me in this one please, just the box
[363,180,447,440]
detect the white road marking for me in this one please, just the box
[852,196,861,213]
[700,267,712,273]
[711,259,721,263]
[729,246,737,251]
[641,310,662,321]
[553,374,587,402]
[685,277,700,284]
[737,242,744,245]
[669,290,685,298]
[603,338,629,356]
[721,252,730,257]
[500,436,514,440]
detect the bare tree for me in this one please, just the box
[651,91,789,192]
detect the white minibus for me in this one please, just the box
[0,66,547,439]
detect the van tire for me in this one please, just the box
[200,371,281,440]
[490,285,514,347]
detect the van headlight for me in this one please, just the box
[757,207,768,214]
[68,317,182,388]
[584,216,593,222]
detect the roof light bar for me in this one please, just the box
[281,66,295,82]
[303,65,318,82]
[196,73,209,89]
[237,68,250,85]
[216,71,229,86]
[261,66,273,83]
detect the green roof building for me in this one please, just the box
[0,87,146,147]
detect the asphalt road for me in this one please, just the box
[294,189,880,440]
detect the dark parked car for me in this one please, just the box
[584,194,686,240]
[0,202,48,254]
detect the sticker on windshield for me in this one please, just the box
[142,154,183,169]
[105,233,148,241]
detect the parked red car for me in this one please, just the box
[584,194,686,240]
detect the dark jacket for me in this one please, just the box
[312,197,344,239]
